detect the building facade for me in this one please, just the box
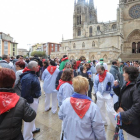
[18,48,28,56]
[30,42,61,58]
[0,32,18,57]
[51,0,140,62]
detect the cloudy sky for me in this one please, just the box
[0,0,119,50]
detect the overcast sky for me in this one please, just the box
[0,0,119,50]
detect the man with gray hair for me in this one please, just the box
[94,65,116,127]
[20,61,41,140]
[56,62,77,88]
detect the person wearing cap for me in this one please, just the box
[96,58,108,70]
[59,55,69,70]
[58,76,106,140]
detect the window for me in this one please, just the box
[4,41,8,54]
[51,44,53,47]
[13,48,15,51]
[77,16,81,25]
[73,43,76,48]
[51,46,53,51]
[82,42,85,48]
[89,26,92,37]
[13,52,15,56]
[112,24,117,30]
[13,44,15,47]
[55,44,57,52]
[97,26,100,31]
[78,28,81,36]
[92,41,95,47]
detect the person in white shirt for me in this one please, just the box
[57,69,74,106]
[58,76,106,140]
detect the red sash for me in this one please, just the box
[126,81,131,86]
[47,66,57,75]
[99,70,107,82]
[0,92,20,115]
[56,79,72,90]
[70,97,91,119]
[61,57,68,62]
[23,67,31,73]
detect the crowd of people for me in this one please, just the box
[0,54,140,140]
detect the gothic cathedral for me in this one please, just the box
[51,0,140,62]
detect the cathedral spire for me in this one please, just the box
[89,0,94,8]
[78,0,85,3]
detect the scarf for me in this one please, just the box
[56,79,72,90]
[126,81,131,86]
[61,57,68,62]
[47,66,57,75]
[0,92,20,115]
[99,70,107,82]
[23,67,31,73]
[70,93,92,119]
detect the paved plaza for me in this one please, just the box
[33,82,127,140]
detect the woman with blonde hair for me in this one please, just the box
[58,76,106,140]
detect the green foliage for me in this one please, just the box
[31,51,47,57]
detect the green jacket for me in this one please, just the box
[59,59,69,70]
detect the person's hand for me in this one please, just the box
[114,80,119,87]
[117,107,124,113]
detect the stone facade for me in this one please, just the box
[51,0,140,62]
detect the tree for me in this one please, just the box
[31,51,47,57]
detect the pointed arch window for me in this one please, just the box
[92,41,95,47]
[89,26,92,37]
[77,16,81,25]
[82,42,85,48]
[97,26,100,31]
[78,28,81,36]
[73,43,76,49]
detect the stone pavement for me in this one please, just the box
[33,82,127,140]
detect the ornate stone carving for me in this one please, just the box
[133,34,140,40]
[129,4,140,19]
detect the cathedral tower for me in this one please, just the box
[73,0,97,39]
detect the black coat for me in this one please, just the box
[0,88,36,140]
[113,81,140,138]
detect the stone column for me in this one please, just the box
[136,43,138,53]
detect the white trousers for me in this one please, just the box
[45,93,57,113]
[127,133,140,140]
[96,92,117,127]
[23,98,39,140]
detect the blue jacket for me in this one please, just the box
[94,72,115,95]
[20,71,41,103]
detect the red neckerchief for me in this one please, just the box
[99,70,108,82]
[61,57,68,62]
[0,92,20,115]
[47,66,57,75]
[126,81,131,86]
[56,79,72,90]
[70,97,91,119]
[23,67,31,73]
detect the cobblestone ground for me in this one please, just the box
[33,81,127,140]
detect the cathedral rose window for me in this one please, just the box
[129,4,140,19]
